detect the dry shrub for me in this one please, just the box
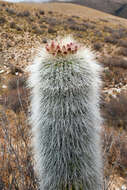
[102,67,127,86]
[69,24,86,31]
[5,8,15,15]
[112,28,127,39]
[103,27,127,43]
[102,126,127,174]
[103,92,127,129]
[0,17,6,24]
[118,39,127,48]
[33,28,44,35]
[83,22,95,29]
[1,76,28,114]
[0,102,38,190]
[48,27,56,34]
[0,74,37,190]
[102,126,127,189]
[104,36,118,45]
[102,68,113,85]
[94,30,102,37]
[93,42,103,51]
[100,56,127,69]
[8,76,26,90]
[103,26,113,33]
[7,88,28,113]
[115,47,127,56]
[17,11,30,17]
[43,17,61,26]
[39,10,45,15]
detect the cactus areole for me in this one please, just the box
[28,36,103,190]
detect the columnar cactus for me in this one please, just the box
[28,36,103,190]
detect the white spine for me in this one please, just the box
[28,37,103,190]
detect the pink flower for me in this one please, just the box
[45,41,80,56]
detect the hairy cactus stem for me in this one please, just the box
[28,36,103,190]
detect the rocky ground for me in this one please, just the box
[0,1,127,189]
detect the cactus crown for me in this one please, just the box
[45,40,81,57]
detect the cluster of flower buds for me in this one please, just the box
[45,41,80,56]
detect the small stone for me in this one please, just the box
[2,85,7,89]
[7,41,15,48]
[103,67,109,72]
[15,72,19,76]
[0,70,5,74]
[6,70,10,74]
[121,184,127,190]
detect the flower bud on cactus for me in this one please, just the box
[28,36,103,190]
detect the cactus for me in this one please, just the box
[28,36,103,190]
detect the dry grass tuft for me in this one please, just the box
[0,107,38,190]
[102,126,127,189]
[103,92,127,129]
[115,47,127,56]
[118,39,127,48]
[1,76,28,114]
[8,76,26,90]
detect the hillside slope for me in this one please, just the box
[57,0,127,19]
